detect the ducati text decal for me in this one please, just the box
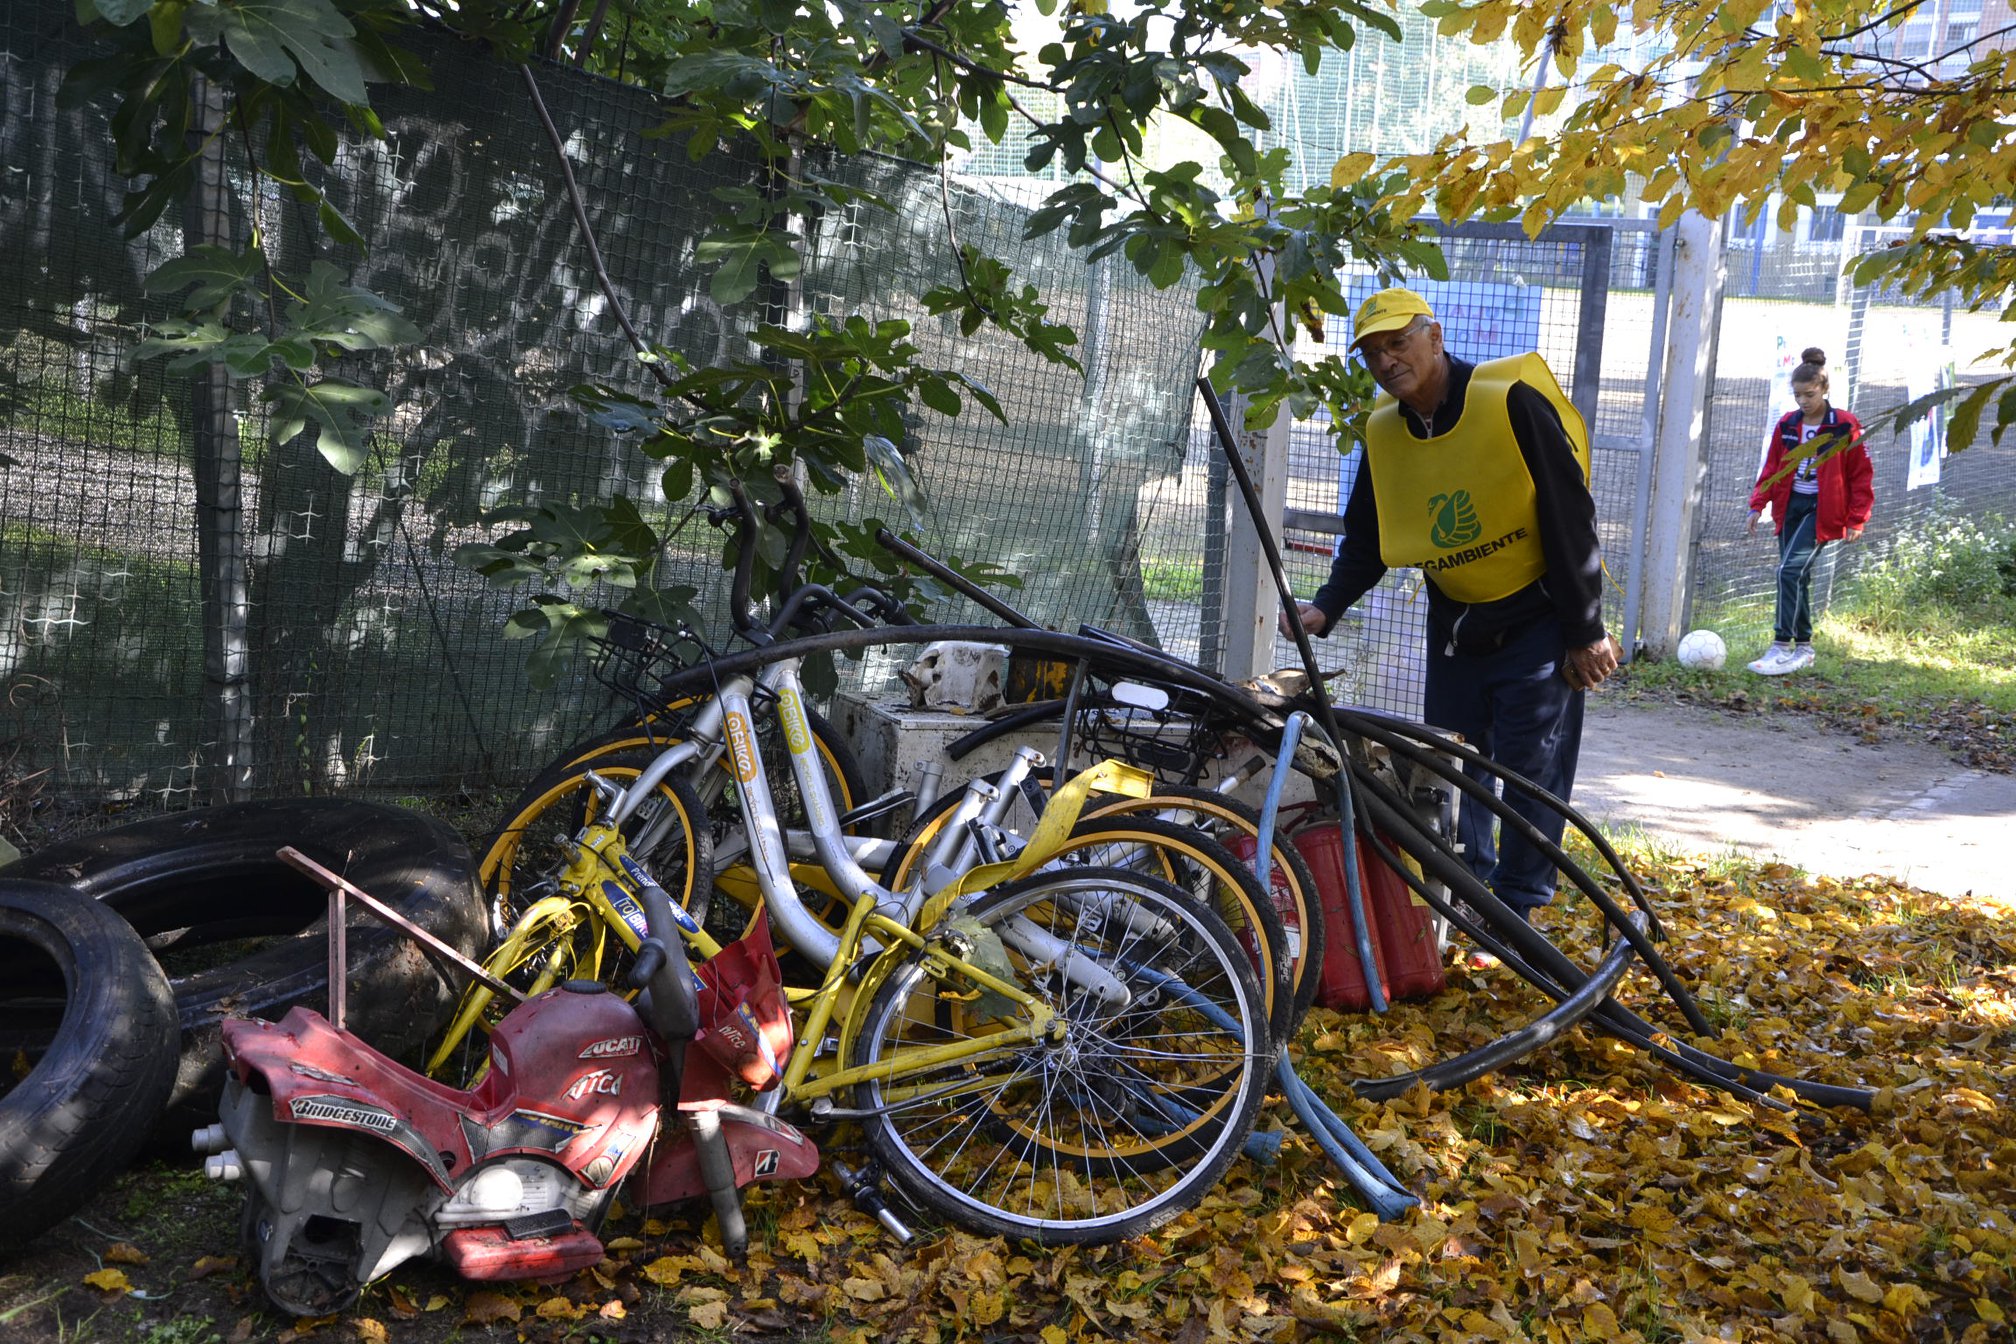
[578,1036,644,1061]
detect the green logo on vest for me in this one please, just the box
[1428,491,1482,549]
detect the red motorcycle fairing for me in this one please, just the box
[222,984,663,1194]
[640,1094,821,1206]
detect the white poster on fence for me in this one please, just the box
[1904,336,1951,491]
[1759,335,1802,480]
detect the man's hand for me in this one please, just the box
[1844,525,1864,541]
[1562,634,1620,691]
[1279,603,1328,638]
[1747,509,1763,536]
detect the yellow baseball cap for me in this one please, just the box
[1351,288,1436,348]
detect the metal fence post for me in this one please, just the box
[1621,227,1677,656]
[1641,210,1726,658]
[182,70,255,801]
[1571,225,1612,433]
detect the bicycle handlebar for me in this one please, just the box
[715,466,914,645]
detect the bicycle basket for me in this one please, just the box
[1075,674,1226,786]
[588,612,713,720]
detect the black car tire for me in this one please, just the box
[0,878,178,1249]
[2,799,487,1135]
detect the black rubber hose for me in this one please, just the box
[1339,728,1859,1105]
[648,625,1281,739]
[1338,704,1666,938]
[1338,711,1712,1036]
[945,700,1066,761]
[1344,789,1797,1108]
[1192,379,1360,797]
[1349,782,1862,1109]
[1347,914,1643,1101]
[873,527,1044,629]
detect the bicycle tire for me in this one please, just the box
[851,866,1272,1244]
[479,749,713,943]
[535,706,869,942]
[883,773,1325,1037]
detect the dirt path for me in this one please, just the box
[1577,696,2016,903]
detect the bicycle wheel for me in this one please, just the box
[883,773,1324,1037]
[1032,817,1293,1048]
[425,897,603,1085]
[851,867,1272,1244]
[479,749,713,939]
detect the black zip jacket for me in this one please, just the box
[1309,356,1607,653]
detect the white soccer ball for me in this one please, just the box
[1676,629,1727,671]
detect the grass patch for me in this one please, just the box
[1627,512,2016,768]
[1139,556,1204,602]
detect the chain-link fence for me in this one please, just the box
[1687,218,2016,658]
[0,4,1203,811]
[1124,221,1668,720]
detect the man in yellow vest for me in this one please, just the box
[1284,288,1620,929]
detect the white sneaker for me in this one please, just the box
[1785,644,1816,672]
[1747,644,1795,675]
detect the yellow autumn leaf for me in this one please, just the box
[536,1296,584,1320]
[353,1320,388,1344]
[1329,153,1376,189]
[1838,1269,1885,1303]
[83,1268,130,1293]
[1978,1296,2007,1324]
[688,1299,729,1330]
[843,1275,887,1302]
[971,1289,1007,1326]
[104,1242,149,1266]
[642,1256,686,1287]
[1042,1326,1068,1344]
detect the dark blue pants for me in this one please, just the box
[1422,618,1583,916]
[1774,491,1826,643]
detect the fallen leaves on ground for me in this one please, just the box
[44,858,2014,1344]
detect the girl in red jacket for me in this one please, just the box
[1745,348,1875,675]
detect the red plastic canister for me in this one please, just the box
[1290,825,1446,1009]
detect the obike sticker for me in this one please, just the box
[565,1069,623,1102]
[601,879,649,939]
[614,854,701,934]
[724,709,760,784]
[753,1149,780,1178]
[578,1036,644,1061]
[777,686,812,755]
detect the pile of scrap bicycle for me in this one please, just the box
[0,488,1874,1318]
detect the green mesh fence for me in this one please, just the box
[0,6,1205,809]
